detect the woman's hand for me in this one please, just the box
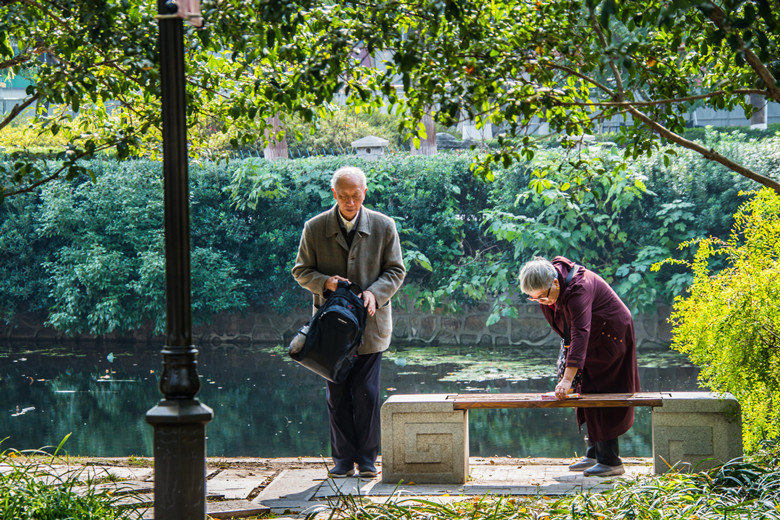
[555,379,573,400]
[555,367,578,399]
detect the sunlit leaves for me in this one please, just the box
[660,188,780,451]
[2,0,779,199]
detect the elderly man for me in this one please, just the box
[292,166,405,478]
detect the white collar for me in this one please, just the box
[338,208,360,233]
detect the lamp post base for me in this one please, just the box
[146,399,214,520]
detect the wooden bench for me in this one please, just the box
[450,392,663,410]
[380,392,742,484]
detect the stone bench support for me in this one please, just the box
[380,394,469,485]
[651,392,742,473]
[381,392,742,484]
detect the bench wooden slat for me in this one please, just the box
[449,392,664,410]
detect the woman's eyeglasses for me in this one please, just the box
[527,285,552,302]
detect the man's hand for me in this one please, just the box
[324,275,349,293]
[361,290,377,317]
[325,277,376,316]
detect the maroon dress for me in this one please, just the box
[539,256,641,442]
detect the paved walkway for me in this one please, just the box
[21,456,653,519]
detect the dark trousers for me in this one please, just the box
[326,352,382,468]
[585,437,621,466]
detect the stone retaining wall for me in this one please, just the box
[2,296,673,348]
[390,299,673,349]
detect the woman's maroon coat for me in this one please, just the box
[539,256,641,442]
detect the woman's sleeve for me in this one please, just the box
[564,285,594,369]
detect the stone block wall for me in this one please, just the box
[2,295,673,348]
[389,296,672,349]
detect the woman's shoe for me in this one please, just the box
[568,457,597,471]
[583,463,625,477]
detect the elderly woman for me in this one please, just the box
[519,256,640,477]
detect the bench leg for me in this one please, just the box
[652,392,742,474]
[381,394,468,484]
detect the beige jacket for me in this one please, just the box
[292,205,406,354]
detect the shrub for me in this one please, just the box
[15,159,248,335]
[657,188,780,451]
[0,121,70,154]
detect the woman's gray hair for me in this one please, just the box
[331,166,367,190]
[519,257,557,294]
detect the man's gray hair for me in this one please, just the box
[331,166,367,190]
[519,257,557,294]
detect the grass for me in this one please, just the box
[0,434,145,520]
[313,441,780,520]
[126,454,153,468]
[5,437,780,520]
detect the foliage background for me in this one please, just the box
[2,130,777,335]
[2,129,780,451]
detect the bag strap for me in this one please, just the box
[562,264,579,290]
[561,264,580,347]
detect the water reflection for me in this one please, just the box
[0,342,699,458]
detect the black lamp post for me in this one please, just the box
[145,2,213,519]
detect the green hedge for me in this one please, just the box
[1,132,778,335]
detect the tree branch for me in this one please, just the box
[22,0,135,78]
[538,73,780,192]
[3,142,115,197]
[588,6,626,101]
[543,86,768,108]
[539,8,780,193]
[626,104,780,193]
[0,53,32,69]
[0,93,40,132]
[708,3,780,103]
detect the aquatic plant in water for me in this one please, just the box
[383,345,690,382]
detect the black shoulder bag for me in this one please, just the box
[288,281,368,384]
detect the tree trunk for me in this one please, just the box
[410,113,437,155]
[749,94,768,130]
[263,114,288,160]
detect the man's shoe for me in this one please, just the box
[328,464,355,478]
[568,457,597,471]
[357,464,378,478]
[583,463,625,477]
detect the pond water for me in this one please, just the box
[0,341,699,459]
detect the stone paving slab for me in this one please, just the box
[253,468,324,508]
[207,500,271,519]
[141,500,270,520]
[306,460,649,499]
[314,475,379,498]
[4,464,154,484]
[91,466,155,482]
[90,480,155,496]
[207,468,275,500]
